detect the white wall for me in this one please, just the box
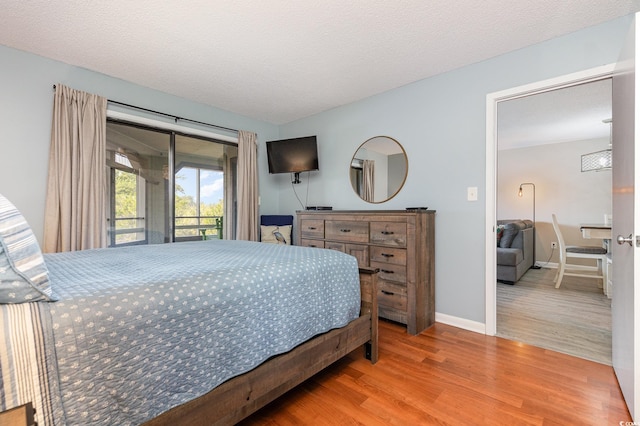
[276,15,632,324]
[0,45,280,243]
[498,138,612,265]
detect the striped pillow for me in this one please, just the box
[0,193,56,303]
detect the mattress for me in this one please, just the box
[0,239,361,425]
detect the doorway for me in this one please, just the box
[485,64,615,345]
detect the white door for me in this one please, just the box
[612,12,640,419]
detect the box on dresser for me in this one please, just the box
[296,210,435,335]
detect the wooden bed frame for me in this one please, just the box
[144,267,379,426]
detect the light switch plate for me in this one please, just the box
[467,187,478,201]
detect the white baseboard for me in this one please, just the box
[435,312,486,334]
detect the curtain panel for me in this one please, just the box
[236,130,259,241]
[43,85,107,253]
[363,159,375,203]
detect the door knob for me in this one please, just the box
[617,234,634,246]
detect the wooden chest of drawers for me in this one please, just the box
[296,210,435,335]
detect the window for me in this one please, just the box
[111,168,146,245]
[106,120,237,247]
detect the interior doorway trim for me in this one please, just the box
[484,63,615,336]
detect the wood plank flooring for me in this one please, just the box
[497,267,611,365]
[240,320,630,425]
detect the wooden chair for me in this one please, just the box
[551,214,607,289]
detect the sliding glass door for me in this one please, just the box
[174,134,237,241]
[106,120,237,247]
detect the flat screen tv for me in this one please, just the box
[266,136,319,176]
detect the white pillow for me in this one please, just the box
[260,225,292,245]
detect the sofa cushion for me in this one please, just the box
[520,219,534,229]
[497,219,533,229]
[496,225,504,247]
[499,222,520,248]
[497,247,524,266]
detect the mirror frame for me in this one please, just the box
[349,136,408,204]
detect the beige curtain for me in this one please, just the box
[236,130,259,241]
[43,84,107,253]
[363,159,375,203]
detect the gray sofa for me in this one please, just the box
[497,219,534,284]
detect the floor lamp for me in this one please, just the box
[518,182,540,269]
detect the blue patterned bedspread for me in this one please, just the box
[1,240,360,425]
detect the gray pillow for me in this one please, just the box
[0,193,56,303]
[499,223,519,248]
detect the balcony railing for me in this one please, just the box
[108,216,146,246]
[175,215,223,240]
[108,215,223,246]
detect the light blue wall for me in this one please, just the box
[0,14,633,326]
[278,15,633,324]
[0,45,280,243]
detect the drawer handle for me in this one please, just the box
[381,253,394,258]
[308,226,317,230]
[381,290,395,295]
[380,269,394,274]
[340,229,351,233]
[309,244,317,247]
[381,231,395,235]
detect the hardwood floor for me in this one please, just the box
[497,267,611,365]
[240,320,630,425]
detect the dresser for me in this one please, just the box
[296,210,435,335]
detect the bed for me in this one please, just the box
[0,202,378,425]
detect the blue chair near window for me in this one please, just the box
[260,215,294,245]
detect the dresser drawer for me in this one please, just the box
[325,220,369,243]
[370,246,407,266]
[300,219,325,239]
[325,241,345,252]
[378,281,407,310]
[378,281,408,324]
[326,242,369,267]
[370,261,406,283]
[370,222,407,247]
[300,238,324,248]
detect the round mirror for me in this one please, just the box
[349,136,408,203]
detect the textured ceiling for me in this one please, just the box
[498,78,613,150]
[1,1,639,125]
